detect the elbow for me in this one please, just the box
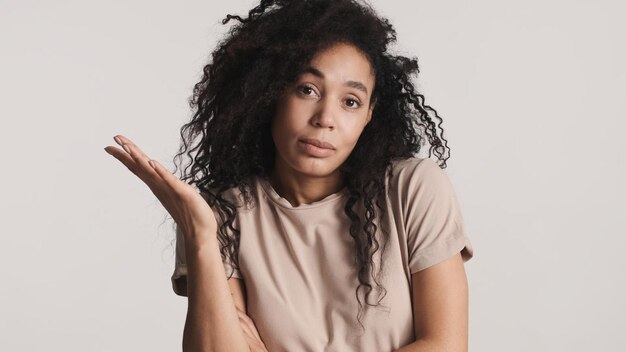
[182,332,250,352]
[425,336,467,352]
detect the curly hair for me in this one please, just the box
[171,0,452,332]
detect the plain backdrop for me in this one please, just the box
[1,0,624,351]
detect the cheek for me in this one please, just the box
[274,101,308,132]
[338,119,367,146]
[271,110,300,148]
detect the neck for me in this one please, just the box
[268,164,345,207]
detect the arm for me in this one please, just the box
[183,232,250,352]
[103,136,249,351]
[393,252,469,352]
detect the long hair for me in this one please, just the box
[171,0,451,332]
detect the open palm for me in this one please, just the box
[104,134,217,247]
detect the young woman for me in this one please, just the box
[104,0,474,351]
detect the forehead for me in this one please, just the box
[300,43,375,89]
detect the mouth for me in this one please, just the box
[299,138,336,150]
[297,139,336,158]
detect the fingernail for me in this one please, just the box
[148,160,156,168]
[122,144,131,153]
[114,136,121,145]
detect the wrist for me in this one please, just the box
[184,228,219,254]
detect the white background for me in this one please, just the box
[1,0,624,351]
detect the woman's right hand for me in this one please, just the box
[104,134,218,248]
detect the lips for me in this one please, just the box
[299,138,336,150]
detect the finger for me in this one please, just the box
[238,311,262,340]
[237,312,254,338]
[114,135,183,191]
[104,145,140,176]
[107,147,173,207]
[105,143,185,230]
[115,135,154,163]
[239,321,266,352]
[146,159,184,191]
[107,143,160,191]
[106,136,141,173]
[240,329,257,351]
[236,309,259,338]
[124,143,161,178]
[144,159,195,211]
[112,136,162,184]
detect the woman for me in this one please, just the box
[104,0,474,351]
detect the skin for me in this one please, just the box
[105,41,469,351]
[245,42,469,351]
[400,252,469,351]
[269,42,376,207]
[231,42,379,349]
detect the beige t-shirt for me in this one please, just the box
[171,157,474,351]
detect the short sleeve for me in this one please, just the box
[171,221,243,297]
[399,158,474,274]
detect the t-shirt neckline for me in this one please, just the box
[257,176,349,210]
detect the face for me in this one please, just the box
[271,42,376,179]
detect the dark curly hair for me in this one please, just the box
[170,0,452,333]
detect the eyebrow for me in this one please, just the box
[301,66,369,95]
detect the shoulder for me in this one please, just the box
[387,156,448,192]
[390,156,435,172]
[385,156,461,216]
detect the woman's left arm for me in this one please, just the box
[235,251,469,352]
[393,252,469,352]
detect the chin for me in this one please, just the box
[293,157,340,177]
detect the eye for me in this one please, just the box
[345,98,361,109]
[298,84,317,96]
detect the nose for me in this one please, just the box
[310,97,336,130]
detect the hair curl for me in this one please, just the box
[170,0,452,333]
